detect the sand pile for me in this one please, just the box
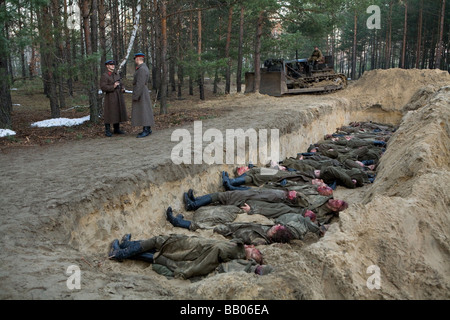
[342,68,450,111]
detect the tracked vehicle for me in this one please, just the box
[245,56,347,96]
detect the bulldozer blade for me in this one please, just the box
[245,71,287,97]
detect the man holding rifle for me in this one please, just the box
[100,60,128,137]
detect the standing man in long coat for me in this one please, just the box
[99,60,128,137]
[132,53,155,138]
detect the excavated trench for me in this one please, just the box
[66,102,402,254]
[48,69,449,300]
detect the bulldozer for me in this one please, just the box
[245,55,347,96]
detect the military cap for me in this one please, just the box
[134,53,145,58]
[105,60,116,65]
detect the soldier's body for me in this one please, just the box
[108,233,270,279]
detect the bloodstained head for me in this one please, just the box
[327,199,349,212]
[317,185,333,196]
[268,224,294,244]
[236,166,250,176]
[287,190,297,200]
[304,210,317,222]
[244,245,263,264]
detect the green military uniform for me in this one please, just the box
[185,202,320,244]
[246,199,303,219]
[281,157,341,172]
[274,213,320,240]
[214,189,293,207]
[309,48,324,63]
[214,222,272,245]
[190,205,243,230]
[145,234,248,279]
[243,167,314,187]
[320,166,369,188]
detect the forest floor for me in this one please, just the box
[1,77,232,152]
[0,69,449,303]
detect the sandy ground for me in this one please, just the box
[0,69,449,301]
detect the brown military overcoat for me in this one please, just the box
[100,71,128,124]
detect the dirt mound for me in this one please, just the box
[313,85,450,299]
[342,68,450,111]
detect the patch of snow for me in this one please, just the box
[31,115,90,128]
[0,129,16,137]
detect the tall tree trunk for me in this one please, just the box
[435,0,446,69]
[385,1,393,69]
[119,0,126,76]
[111,0,119,63]
[41,4,60,118]
[253,10,264,93]
[197,10,204,100]
[224,5,233,94]
[168,12,176,94]
[98,0,106,67]
[64,0,73,95]
[160,0,168,114]
[29,1,36,79]
[177,14,184,98]
[154,0,161,99]
[189,10,194,96]
[150,0,157,90]
[401,0,408,69]
[236,5,244,93]
[0,0,12,128]
[213,16,222,94]
[0,54,12,128]
[416,0,423,69]
[351,10,357,80]
[91,0,100,121]
[51,0,66,109]
[142,6,149,59]
[18,4,26,78]
[81,0,99,123]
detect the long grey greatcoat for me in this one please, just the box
[100,71,128,124]
[131,62,155,127]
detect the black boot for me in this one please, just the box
[166,207,191,229]
[184,192,213,211]
[119,234,132,249]
[113,123,125,135]
[187,189,196,201]
[105,124,112,137]
[222,171,231,190]
[229,176,250,190]
[222,171,249,191]
[137,126,152,138]
[115,234,155,263]
[108,239,144,261]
